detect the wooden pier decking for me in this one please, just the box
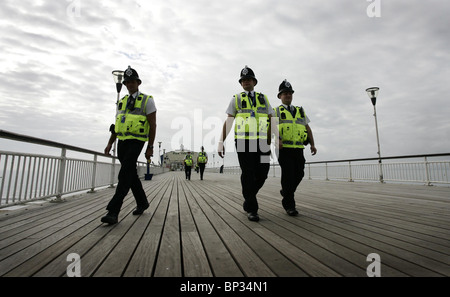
[0,171,449,278]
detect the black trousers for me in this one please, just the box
[236,140,271,213]
[278,148,305,210]
[185,166,192,180]
[198,163,206,180]
[106,139,148,215]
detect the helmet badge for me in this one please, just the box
[125,66,133,76]
[285,80,291,88]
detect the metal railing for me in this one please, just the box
[212,153,450,186]
[0,130,162,208]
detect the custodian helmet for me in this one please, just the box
[277,79,295,98]
[123,66,142,84]
[238,65,258,85]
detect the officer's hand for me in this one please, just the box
[145,147,153,160]
[310,145,317,156]
[218,141,225,158]
[104,144,112,156]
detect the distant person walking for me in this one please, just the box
[184,151,193,180]
[274,79,316,216]
[197,146,208,180]
[101,66,157,225]
[218,66,275,222]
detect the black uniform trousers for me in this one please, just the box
[198,163,206,180]
[278,147,305,210]
[106,139,149,215]
[236,139,271,213]
[185,165,192,180]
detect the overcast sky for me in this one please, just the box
[1,0,449,166]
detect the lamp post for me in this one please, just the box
[158,141,162,166]
[366,87,384,183]
[112,70,124,157]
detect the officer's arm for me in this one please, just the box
[220,115,234,142]
[104,124,117,155]
[306,124,317,155]
[218,115,234,157]
[145,112,157,159]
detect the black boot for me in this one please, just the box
[101,212,118,225]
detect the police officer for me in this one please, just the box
[101,66,157,225]
[218,66,275,222]
[274,79,316,216]
[184,151,193,180]
[197,146,208,180]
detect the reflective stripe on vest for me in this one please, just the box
[234,92,269,140]
[115,94,151,141]
[275,105,307,148]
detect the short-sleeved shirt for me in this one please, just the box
[225,91,275,116]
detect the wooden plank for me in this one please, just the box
[179,177,244,277]
[32,198,137,277]
[177,178,213,277]
[192,179,310,277]
[0,191,115,276]
[123,176,174,277]
[30,177,167,277]
[92,177,170,277]
[153,176,182,277]
[182,176,276,277]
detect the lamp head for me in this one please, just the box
[112,70,125,93]
[366,87,379,106]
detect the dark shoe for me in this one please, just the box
[101,212,118,225]
[133,203,149,215]
[247,212,260,222]
[286,208,299,216]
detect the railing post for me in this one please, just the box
[308,163,311,180]
[348,161,354,182]
[325,162,329,181]
[88,154,98,193]
[378,159,384,183]
[424,156,431,186]
[54,148,66,202]
[109,157,116,188]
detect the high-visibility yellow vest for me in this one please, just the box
[185,155,193,166]
[234,92,269,140]
[198,152,207,163]
[115,93,152,141]
[275,105,307,148]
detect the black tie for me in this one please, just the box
[249,92,255,107]
[127,95,136,111]
[289,106,295,117]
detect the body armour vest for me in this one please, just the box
[115,93,152,142]
[198,152,207,163]
[275,105,307,148]
[234,92,269,140]
[185,155,193,166]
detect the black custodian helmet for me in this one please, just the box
[277,79,294,98]
[238,65,258,85]
[123,66,141,84]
